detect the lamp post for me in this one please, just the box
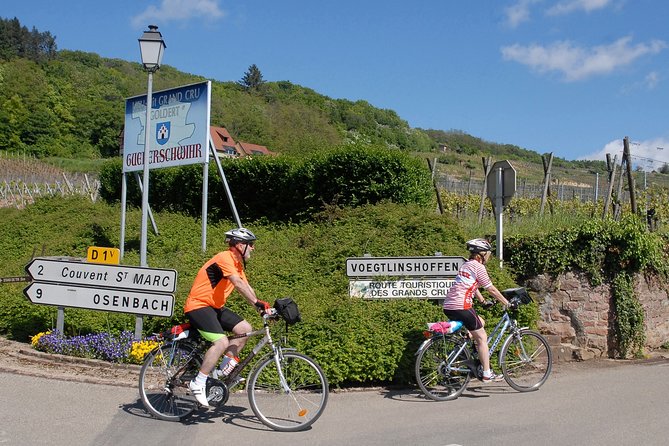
[138,25,166,267]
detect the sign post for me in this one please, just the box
[486,160,517,267]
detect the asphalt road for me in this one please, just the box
[1,359,668,446]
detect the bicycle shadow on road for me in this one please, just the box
[120,397,253,426]
[379,383,511,403]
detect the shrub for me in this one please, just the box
[3,196,517,387]
[97,144,434,222]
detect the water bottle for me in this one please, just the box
[219,353,239,376]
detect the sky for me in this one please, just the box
[5,0,669,168]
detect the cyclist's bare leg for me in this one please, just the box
[470,327,492,372]
[226,320,252,357]
[200,336,230,375]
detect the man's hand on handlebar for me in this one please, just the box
[254,299,271,313]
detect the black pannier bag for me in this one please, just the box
[274,297,302,325]
[501,287,533,307]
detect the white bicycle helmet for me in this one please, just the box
[225,227,257,245]
[466,238,492,253]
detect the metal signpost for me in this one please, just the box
[24,257,177,338]
[346,255,465,300]
[486,160,517,267]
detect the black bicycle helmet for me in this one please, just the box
[466,238,492,253]
[225,227,257,245]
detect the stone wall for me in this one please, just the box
[523,272,669,360]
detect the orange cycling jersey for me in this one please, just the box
[183,249,247,313]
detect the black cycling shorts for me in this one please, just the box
[185,306,244,342]
[443,308,483,331]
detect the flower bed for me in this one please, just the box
[31,331,158,365]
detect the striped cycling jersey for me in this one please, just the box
[442,259,492,310]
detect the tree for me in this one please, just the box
[238,64,265,91]
[660,163,669,174]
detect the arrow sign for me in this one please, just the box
[23,282,174,317]
[25,258,177,293]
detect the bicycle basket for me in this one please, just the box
[501,287,532,306]
[273,297,302,325]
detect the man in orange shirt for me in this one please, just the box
[184,227,270,407]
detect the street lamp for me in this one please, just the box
[138,25,166,267]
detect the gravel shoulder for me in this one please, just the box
[0,336,139,387]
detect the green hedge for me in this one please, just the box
[0,196,527,387]
[100,144,434,222]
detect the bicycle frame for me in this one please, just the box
[213,315,294,393]
[486,312,512,358]
[431,310,527,375]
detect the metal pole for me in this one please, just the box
[140,71,153,267]
[57,307,64,333]
[495,167,503,268]
[202,140,210,252]
[210,142,242,228]
[134,172,159,235]
[120,173,127,260]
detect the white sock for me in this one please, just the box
[195,371,208,385]
[483,369,492,378]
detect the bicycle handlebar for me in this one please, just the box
[262,308,280,320]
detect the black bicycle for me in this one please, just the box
[138,300,329,432]
[415,287,552,401]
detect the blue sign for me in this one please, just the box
[123,81,211,172]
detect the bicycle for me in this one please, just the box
[138,300,329,432]
[415,287,552,401]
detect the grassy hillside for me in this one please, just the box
[5,16,665,189]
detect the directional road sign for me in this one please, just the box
[346,256,465,278]
[486,160,517,210]
[24,282,174,317]
[25,258,177,293]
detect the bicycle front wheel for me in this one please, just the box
[500,330,552,392]
[138,343,201,421]
[415,335,472,401]
[247,351,329,432]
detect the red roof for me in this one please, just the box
[236,141,275,157]
[210,126,237,151]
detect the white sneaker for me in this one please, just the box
[482,372,504,383]
[189,380,210,407]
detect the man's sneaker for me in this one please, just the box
[482,372,504,383]
[189,380,210,407]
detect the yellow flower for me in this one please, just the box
[129,339,159,363]
[31,331,51,348]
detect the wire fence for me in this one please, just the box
[0,154,99,209]
[436,174,630,203]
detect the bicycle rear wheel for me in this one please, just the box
[247,351,329,432]
[138,343,201,421]
[500,330,552,392]
[415,335,472,401]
